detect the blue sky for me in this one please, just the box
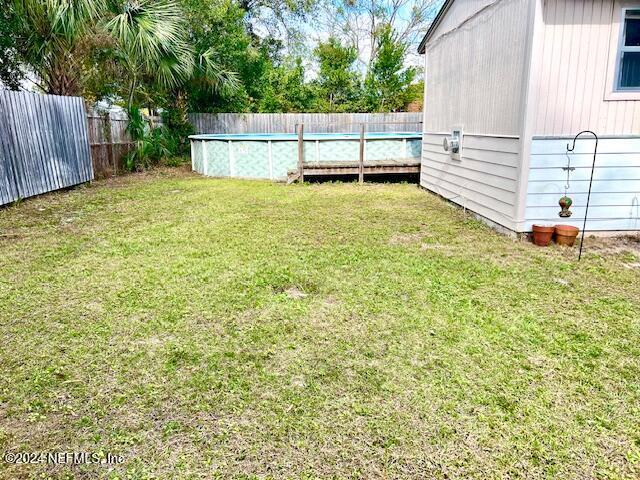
[252,0,442,75]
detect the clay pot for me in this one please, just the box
[532,224,555,246]
[555,224,580,247]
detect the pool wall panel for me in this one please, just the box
[190,133,422,180]
[205,140,230,177]
[232,141,270,178]
[271,141,298,179]
[317,141,360,162]
[303,141,317,163]
[191,140,203,174]
[366,140,406,161]
[408,140,422,157]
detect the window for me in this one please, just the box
[616,9,640,90]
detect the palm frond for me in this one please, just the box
[196,48,240,94]
[50,0,105,38]
[12,0,107,94]
[104,0,189,75]
[156,50,194,89]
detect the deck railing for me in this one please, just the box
[294,121,424,184]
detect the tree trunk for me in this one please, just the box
[127,76,137,110]
[45,61,81,96]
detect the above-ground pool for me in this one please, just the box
[190,132,422,180]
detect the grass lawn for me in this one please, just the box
[1,169,639,479]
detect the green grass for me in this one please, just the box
[1,169,639,479]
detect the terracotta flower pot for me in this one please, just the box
[532,224,555,246]
[555,224,580,247]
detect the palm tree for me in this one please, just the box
[103,1,238,170]
[12,0,106,95]
[11,0,237,171]
[11,0,237,104]
[104,0,238,109]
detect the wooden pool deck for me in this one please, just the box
[286,123,423,183]
[287,158,421,183]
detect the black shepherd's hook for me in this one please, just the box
[566,130,598,261]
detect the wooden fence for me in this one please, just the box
[189,112,423,134]
[88,110,162,179]
[0,90,92,206]
[87,110,131,179]
[0,104,422,206]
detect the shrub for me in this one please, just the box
[124,106,194,171]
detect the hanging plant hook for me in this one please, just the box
[559,150,575,218]
[562,150,575,192]
[566,130,598,261]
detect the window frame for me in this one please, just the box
[614,7,640,91]
[605,4,640,101]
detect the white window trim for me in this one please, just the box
[605,5,640,101]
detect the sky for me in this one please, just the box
[251,0,442,77]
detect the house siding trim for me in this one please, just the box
[516,0,545,225]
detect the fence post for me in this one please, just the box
[297,123,304,182]
[104,113,115,176]
[359,123,365,184]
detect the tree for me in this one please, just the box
[313,37,361,112]
[105,0,197,109]
[6,0,424,116]
[258,57,315,112]
[403,79,424,111]
[8,0,236,105]
[103,0,238,170]
[178,0,317,114]
[363,24,417,112]
[320,0,439,72]
[0,3,24,89]
[239,0,318,47]
[179,0,268,113]
[10,0,106,95]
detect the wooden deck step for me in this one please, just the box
[288,160,420,183]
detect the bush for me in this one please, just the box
[124,106,194,171]
[161,106,194,157]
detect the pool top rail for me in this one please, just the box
[189,132,422,141]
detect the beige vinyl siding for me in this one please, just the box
[530,0,640,135]
[428,0,496,40]
[423,0,531,134]
[421,134,521,230]
[421,0,640,232]
[421,0,533,230]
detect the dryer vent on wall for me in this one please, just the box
[443,128,463,160]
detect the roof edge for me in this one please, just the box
[417,0,454,54]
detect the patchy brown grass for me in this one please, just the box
[0,170,639,479]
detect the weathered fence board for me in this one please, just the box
[87,110,132,179]
[0,102,19,205]
[88,111,162,179]
[189,112,423,134]
[0,90,93,206]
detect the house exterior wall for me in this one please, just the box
[421,0,640,232]
[421,0,534,230]
[521,0,640,232]
[427,0,496,46]
[423,0,531,135]
[524,136,640,231]
[529,0,640,136]
[421,133,521,230]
